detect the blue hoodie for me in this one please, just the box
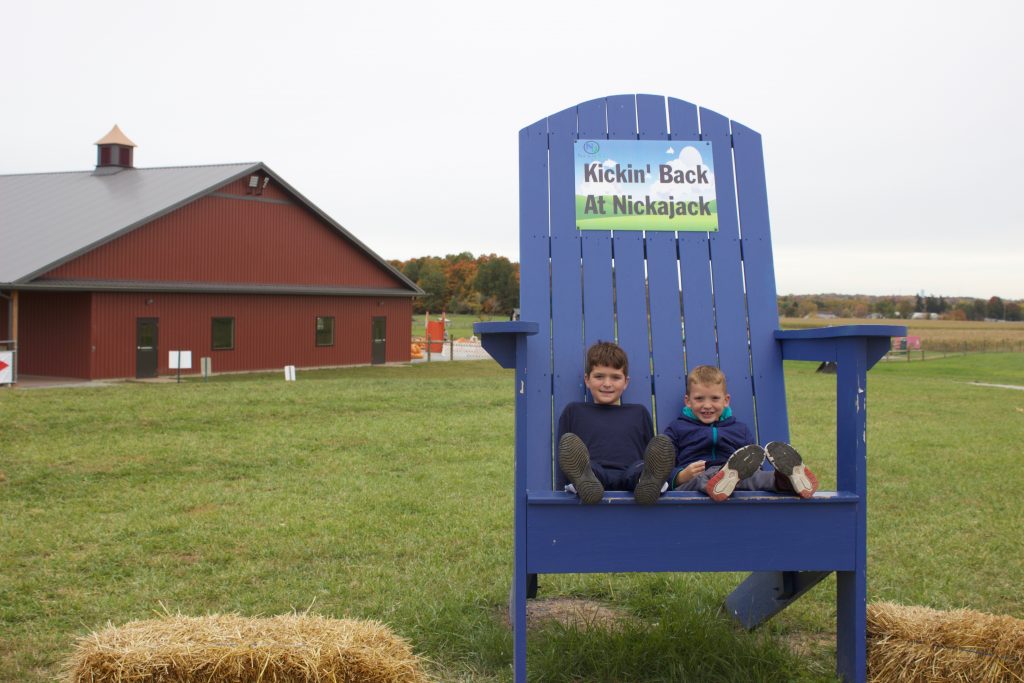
[662,406,756,488]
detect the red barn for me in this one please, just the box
[0,126,421,381]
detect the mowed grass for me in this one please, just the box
[2,355,1023,681]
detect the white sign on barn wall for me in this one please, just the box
[0,350,13,384]
[168,351,192,369]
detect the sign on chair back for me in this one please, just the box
[476,94,904,683]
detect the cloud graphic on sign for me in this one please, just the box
[645,145,716,202]
[580,157,625,196]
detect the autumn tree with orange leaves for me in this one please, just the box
[390,253,520,315]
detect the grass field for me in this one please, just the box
[3,355,1024,681]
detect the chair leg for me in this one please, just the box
[835,570,867,683]
[506,574,538,626]
[512,570,528,682]
[505,573,535,682]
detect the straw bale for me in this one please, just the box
[62,613,430,683]
[867,601,1024,682]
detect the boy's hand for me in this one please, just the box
[675,460,706,485]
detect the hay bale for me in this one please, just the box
[62,613,430,683]
[868,601,1024,682]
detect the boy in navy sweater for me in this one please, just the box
[663,365,819,502]
[557,341,675,505]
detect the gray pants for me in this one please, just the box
[675,465,787,494]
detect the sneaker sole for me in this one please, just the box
[706,444,765,502]
[765,442,819,499]
[558,434,604,504]
[635,435,675,505]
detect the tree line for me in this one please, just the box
[778,293,1022,321]
[390,253,520,315]
[391,253,1020,322]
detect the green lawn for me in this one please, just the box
[2,355,1022,681]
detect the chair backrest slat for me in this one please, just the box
[549,106,588,491]
[519,120,557,491]
[646,232,686,433]
[733,121,790,443]
[637,95,688,431]
[612,232,652,408]
[605,96,653,409]
[578,99,617,352]
[700,108,756,431]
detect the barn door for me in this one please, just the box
[371,316,386,365]
[136,317,158,378]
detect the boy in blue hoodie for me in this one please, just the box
[663,365,819,502]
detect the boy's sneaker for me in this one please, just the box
[705,444,766,502]
[765,442,819,499]
[634,435,675,505]
[558,433,604,504]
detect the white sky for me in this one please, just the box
[3,1,1022,299]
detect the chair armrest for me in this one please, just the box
[473,321,539,369]
[775,324,906,340]
[775,325,906,369]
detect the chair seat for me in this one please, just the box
[525,491,859,574]
[527,490,859,504]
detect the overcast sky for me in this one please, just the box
[3,1,1021,299]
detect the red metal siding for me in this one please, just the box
[17,291,92,378]
[45,193,407,290]
[91,292,412,379]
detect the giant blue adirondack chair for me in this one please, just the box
[475,94,905,683]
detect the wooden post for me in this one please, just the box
[11,290,18,345]
[9,290,18,387]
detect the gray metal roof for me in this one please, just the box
[0,163,421,294]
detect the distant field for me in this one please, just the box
[781,317,1024,353]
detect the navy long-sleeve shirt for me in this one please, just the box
[557,402,654,472]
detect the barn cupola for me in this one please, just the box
[94,125,137,170]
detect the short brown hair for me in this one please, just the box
[585,341,628,376]
[686,365,726,393]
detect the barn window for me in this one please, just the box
[315,316,335,346]
[212,317,235,350]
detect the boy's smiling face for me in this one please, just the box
[684,381,730,424]
[585,364,629,405]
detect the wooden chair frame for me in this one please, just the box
[476,94,904,683]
